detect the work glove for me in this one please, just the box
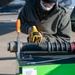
[27,26,42,45]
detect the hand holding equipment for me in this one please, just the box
[28,26,42,45]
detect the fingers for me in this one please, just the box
[28,27,32,34]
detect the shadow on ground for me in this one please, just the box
[0,57,16,60]
[0,22,16,35]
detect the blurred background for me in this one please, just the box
[0,0,25,13]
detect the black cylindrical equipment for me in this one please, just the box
[21,42,75,53]
[8,41,75,54]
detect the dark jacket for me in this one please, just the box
[18,0,72,43]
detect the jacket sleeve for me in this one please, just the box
[42,10,72,43]
[18,5,32,34]
[56,11,72,42]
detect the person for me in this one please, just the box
[18,0,72,43]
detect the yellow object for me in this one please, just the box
[16,19,21,33]
[29,26,41,45]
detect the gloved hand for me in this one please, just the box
[27,26,42,45]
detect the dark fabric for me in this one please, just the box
[18,0,72,43]
[43,0,57,3]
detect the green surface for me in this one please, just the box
[19,63,75,75]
